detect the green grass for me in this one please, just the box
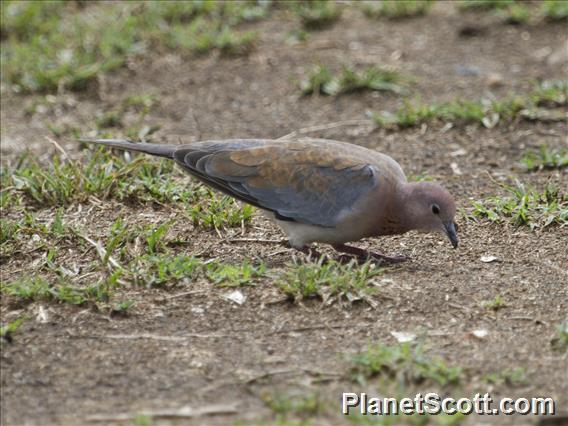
[551,320,568,352]
[458,0,516,11]
[187,191,255,230]
[521,146,568,171]
[350,343,463,387]
[471,181,567,230]
[484,368,527,386]
[277,259,382,304]
[458,0,568,24]
[129,254,202,287]
[1,275,114,305]
[301,65,409,97]
[292,1,342,30]
[481,295,506,310]
[262,393,324,418]
[206,261,266,287]
[541,0,568,21]
[498,3,531,25]
[0,316,26,344]
[4,150,253,230]
[0,1,266,93]
[362,1,434,20]
[374,80,567,128]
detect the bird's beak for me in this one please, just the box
[444,222,459,249]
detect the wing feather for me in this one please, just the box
[173,139,379,227]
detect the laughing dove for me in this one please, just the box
[79,138,458,262]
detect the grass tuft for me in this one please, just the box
[484,368,527,386]
[351,342,463,387]
[206,261,266,287]
[277,259,382,304]
[1,1,265,93]
[301,65,409,97]
[1,275,113,305]
[471,181,567,230]
[374,80,567,128]
[262,392,323,418]
[541,0,568,21]
[0,316,27,344]
[481,295,506,310]
[521,145,568,172]
[551,320,568,352]
[458,0,515,11]
[362,0,434,20]
[293,1,342,30]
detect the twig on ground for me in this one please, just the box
[228,238,284,244]
[278,119,374,140]
[86,403,239,421]
[45,136,69,159]
[163,290,209,300]
[76,232,122,271]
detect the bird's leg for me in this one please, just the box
[296,245,325,261]
[332,244,407,264]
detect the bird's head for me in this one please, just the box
[402,181,459,248]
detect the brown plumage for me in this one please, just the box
[79,137,459,262]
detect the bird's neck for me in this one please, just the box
[388,182,418,233]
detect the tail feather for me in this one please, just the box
[79,138,176,158]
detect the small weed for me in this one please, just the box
[521,146,568,172]
[484,367,527,386]
[374,80,567,128]
[111,300,135,316]
[278,259,382,304]
[458,0,515,11]
[293,1,342,30]
[301,65,408,96]
[142,221,173,255]
[132,414,153,426]
[130,254,202,287]
[498,3,531,25]
[206,261,266,287]
[471,181,567,230]
[1,275,52,300]
[362,0,434,20]
[481,295,506,310]
[187,191,254,229]
[0,218,20,245]
[262,392,323,417]
[551,320,568,352]
[96,112,123,129]
[351,343,462,387]
[1,275,114,305]
[122,93,158,112]
[541,0,568,21]
[0,317,27,344]
[407,172,434,182]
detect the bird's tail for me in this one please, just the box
[79,138,176,158]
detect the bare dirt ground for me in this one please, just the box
[1,3,567,426]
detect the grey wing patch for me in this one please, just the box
[172,140,378,227]
[240,166,377,226]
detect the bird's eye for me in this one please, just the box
[431,204,440,214]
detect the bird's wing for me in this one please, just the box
[173,139,379,227]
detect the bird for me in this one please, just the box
[79,138,458,262]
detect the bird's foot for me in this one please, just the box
[296,245,325,261]
[332,244,408,264]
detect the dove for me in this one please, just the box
[79,138,458,262]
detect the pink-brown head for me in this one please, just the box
[400,182,459,248]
